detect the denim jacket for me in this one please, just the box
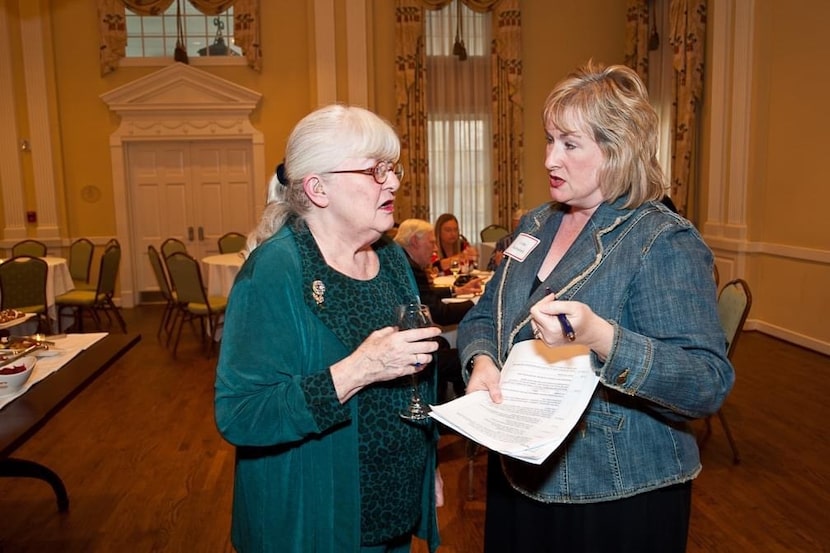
[458,197,735,503]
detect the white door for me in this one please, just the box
[127,140,255,297]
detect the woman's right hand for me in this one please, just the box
[466,355,503,404]
[331,326,441,403]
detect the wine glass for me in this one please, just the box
[396,302,434,421]
[450,259,460,278]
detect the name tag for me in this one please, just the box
[503,233,540,262]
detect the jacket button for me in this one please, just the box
[616,369,629,385]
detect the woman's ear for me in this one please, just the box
[303,175,328,207]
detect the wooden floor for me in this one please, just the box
[0,304,827,552]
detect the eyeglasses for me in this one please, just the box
[328,161,404,185]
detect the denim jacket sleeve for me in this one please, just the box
[594,219,734,420]
[459,201,734,421]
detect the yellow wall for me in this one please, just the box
[38,0,314,239]
[519,0,627,208]
[744,0,830,347]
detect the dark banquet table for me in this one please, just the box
[0,332,141,511]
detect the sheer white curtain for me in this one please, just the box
[425,1,492,245]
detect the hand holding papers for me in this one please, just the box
[429,340,599,464]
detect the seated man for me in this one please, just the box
[395,219,481,400]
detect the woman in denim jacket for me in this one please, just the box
[457,62,734,552]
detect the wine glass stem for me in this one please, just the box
[410,375,420,399]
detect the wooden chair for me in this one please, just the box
[479,224,509,243]
[217,231,246,254]
[11,239,47,258]
[161,238,188,259]
[703,278,752,464]
[55,243,127,333]
[165,251,227,358]
[68,238,95,289]
[147,245,179,344]
[0,255,51,334]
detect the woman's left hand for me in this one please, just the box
[529,294,614,359]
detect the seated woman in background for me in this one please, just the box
[432,213,478,275]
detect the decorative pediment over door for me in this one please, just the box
[101,63,265,308]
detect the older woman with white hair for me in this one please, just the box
[215,104,442,553]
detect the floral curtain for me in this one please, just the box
[120,0,174,14]
[624,0,650,83]
[669,0,706,220]
[394,0,523,226]
[623,0,706,218]
[98,0,261,75]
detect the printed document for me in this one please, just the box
[429,340,599,464]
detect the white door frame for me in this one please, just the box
[101,64,264,307]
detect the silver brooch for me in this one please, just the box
[311,280,326,307]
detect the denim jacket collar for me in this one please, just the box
[494,196,638,354]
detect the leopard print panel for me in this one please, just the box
[294,223,434,544]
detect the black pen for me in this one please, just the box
[545,286,576,341]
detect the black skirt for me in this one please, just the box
[484,452,692,553]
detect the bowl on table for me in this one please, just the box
[0,355,36,397]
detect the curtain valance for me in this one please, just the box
[121,0,174,16]
[99,0,261,75]
[420,0,503,13]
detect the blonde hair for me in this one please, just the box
[248,104,401,251]
[542,61,666,208]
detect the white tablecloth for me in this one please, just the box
[0,332,108,410]
[202,253,244,297]
[479,241,497,265]
[0,256,74,330]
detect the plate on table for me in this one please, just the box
[0,311,35,330]
[470,270,494,282]
[442,294,478,304]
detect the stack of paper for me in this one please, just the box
[429,340,599,464]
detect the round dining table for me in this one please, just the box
[0,256,74,334]
[201,252,245,297]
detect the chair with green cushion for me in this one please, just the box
[165,251,227,358]
[700,278,752,464]
[0,255,51,334]
[68,238,95,289]
[55,243,127,333]
[147,245,179,344]
[11,239,47,258]
[479,224,510,243]
[161,237,188,259]
[217,231,247,254]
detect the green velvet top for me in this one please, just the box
[215,220,440,553]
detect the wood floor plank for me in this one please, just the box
[1,305,827,552]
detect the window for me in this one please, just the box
[124,2,242,59]
[425,1,492,245]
